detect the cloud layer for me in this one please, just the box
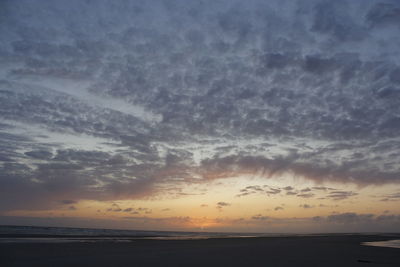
[1,0,400,211]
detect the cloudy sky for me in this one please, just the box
[1,0,400,233]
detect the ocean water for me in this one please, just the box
[2,226,400,247]
[0,225,267,243]
[363,240,400,249]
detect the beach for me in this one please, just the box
[1,235,399,267]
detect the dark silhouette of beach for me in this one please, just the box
[1,234,400,266]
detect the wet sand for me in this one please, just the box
[1,235,399,266]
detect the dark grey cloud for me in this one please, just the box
[327,213,375,224]
[107,204,153,214]
[123,208,133,212]
[300,188,312,192]
[217,202,230,207]
[25,150,53,160]
[312,186,336,191]
[380,192,400,202]
[246,212,400,232]
[235,184,360,201]
[236,185,264,197]
[265,186,281,196]
[319,204,339,208]
[311,1,367,42]
[257,212,400,231]
[59,200,77,205]
[1,0,400,211]
[251,214,269,221]
[299,204,314,209]
[326,191,358,201]
[236,184,305,198]
[107,203,122,212]
[297,193,315,199]
[200,153,400,185]
[366,3,400,27]
[216,202,231,210]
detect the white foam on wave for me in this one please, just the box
[362,240,400,249]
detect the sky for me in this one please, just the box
[0,0,400,233]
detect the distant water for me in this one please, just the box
[363,240,400,249]
[2,226,398,245]
[0,225,269,243]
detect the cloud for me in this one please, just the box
[59,200,77,205]
[217,202,231,207]
[200,151,400,185]
[251,214,269,221]
[109,205,152,215]
[237,185,290,197]
[327,213,374,224]
[366,3,400,27]
[265,187,281,195]
[25,150,53,160]
[319,204,338,208]
[312,187,336,191]
[380,192,400,202]
[297,193,315,199]
[326,191,358,201]
[236,184,355,201]
[1,0,400,212]
[236,185,353,201]
[236,185,264,197]
[311,1,367,42]
[274,206,284,211]
[107,203,122,212]
[300,188,312,192]
[216,202,231,211]
[299,204,314,209]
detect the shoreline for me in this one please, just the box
[1,234,400,266]
[0,232,399,241]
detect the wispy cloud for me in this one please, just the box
[216,202,231,211]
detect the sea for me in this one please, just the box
[0,225,268,243]
[1,225,399,248]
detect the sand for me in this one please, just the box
[1,235,399,266]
